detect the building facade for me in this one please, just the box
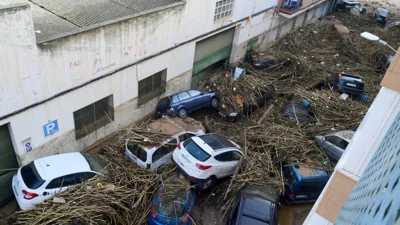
[0,0,332,203]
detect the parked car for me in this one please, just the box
[375,52,394,73]
[125,116,205,170]
[172,133,242,190]
[315,130,355,161]
[328,73,364,97]
[156,90,219,119]
[283,165,329,204]
[12,152,107,210]
[227,185,279,225]
[336,0,366,13]
[148,181,196,225]
[373,8,389,26]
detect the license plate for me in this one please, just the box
[181,154,191,163]
[346,83,356,87]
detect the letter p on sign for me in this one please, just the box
[43,120,59,137]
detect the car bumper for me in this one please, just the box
[171,156,207,184]
[156,111,177,118]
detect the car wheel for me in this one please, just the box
[178,108,187,119]
[211,98,219,108]
[197,177,215,191]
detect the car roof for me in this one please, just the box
[34,152,91,180]
[197,133,237,151]
[332,130,355,142]
[238,194,273,225]
[293,166,328,178]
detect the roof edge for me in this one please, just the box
[37,1,186,44]
[0,3,30,11]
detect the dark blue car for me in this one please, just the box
[148,186,196,225]
[156,90,219,118]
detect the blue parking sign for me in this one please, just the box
[43,120,59,137]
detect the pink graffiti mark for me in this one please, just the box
[69,60,82,68]
[123,44,133,55]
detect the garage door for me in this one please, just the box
[0,124,18,205]
[192,28,235,87]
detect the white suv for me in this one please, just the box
[172,133,242,190]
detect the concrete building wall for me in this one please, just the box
[0,0,331,165]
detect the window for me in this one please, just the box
[299,180,326,192]
[152,139,177,163]
[275,24,282,41]
[73,95,114,140]
[76,172,96,183]
[179,133,196,142]
[21,162,45,190]
[81,153,107,173]
[183,139,211,162]
[311,8,318,19]
[290,17,297,32]
[214,0,234,21]
[188,90,201,98]
[285,168,298,187]
[171,95,179,104]
[337,139,349,150]
[325,135,343,147]
[127,144,147,162]
[46,174,80,189]
[178,92,191,101]
[215,151,242,162]
[138,69,167,105]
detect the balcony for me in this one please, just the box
[279,0,325,18]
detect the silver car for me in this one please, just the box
[315,130,355,161]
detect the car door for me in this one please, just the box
[126,143,148,168]
[178,92,193,112]
[188,90,208,109]
[214,151,242,178]
[151,139,178,170]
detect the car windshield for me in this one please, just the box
[81,153,107,174]
[21,162,45,190]
[183,139,211,162]
[156,201,185,218]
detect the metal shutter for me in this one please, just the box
[0,124,18,205]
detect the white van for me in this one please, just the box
[124,116,205,170]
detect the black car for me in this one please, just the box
[336,0,366,13]
[329,73,364,97]
[227,186,279,225]
[373,8,389,26]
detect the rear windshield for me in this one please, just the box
[21,162,45,190]
[183,139,211,162]
[127,143,147,162]
[81,153,107,173]
[156,201,185,218]
[158,97,170,107]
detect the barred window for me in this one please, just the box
[138,69,167,105]
[73,95,114,140]
[214,0,234,21]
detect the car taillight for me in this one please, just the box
[22,190,38,200]
[289,191,295,199]
[338,74,342,79]
[177,143,182,150]
[195,163,212,170]
[151,205,158,220]
[253,63,260,67]
[345,5,350,8]
[181,213,191,224]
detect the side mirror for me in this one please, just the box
[43,191,49,196]
[322,137,326,141]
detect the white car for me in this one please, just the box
[12,152,106,210]
[125,116,205,170]
[172,133,242,190]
